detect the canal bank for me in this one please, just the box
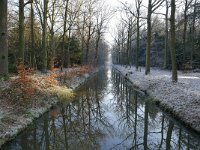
[0,66,98,148]
[113,65,200,133]
[2,68,200,150]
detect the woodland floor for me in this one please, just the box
[113,64,200,133]
[0,66,97,148]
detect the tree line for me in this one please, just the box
[0,0,110,75]
[112,0,200,82]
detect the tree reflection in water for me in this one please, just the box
[2,68,200,150]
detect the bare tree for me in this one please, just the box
[34,0,48,71]
[135,0,142,70]
[163,0,170,69]
[170,0,177,82]
[119,0,143,68]
[84,0,95,64]
[79,0,98,65]
[47,0,61,69]
[145,0,165,75]
[0,0,8,75]
[126,17,134,66]
[18,0,25,64]
[30,1,36,68]
[61,0,70,68]
[190,0,197,66]
[94,3,111,65]
[182,0,193,64]
[43,0,48,71]
[18,0,32,64]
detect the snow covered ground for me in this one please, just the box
[113,65,200,133]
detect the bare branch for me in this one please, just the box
[24,0,33,7]
[152,0,165,12]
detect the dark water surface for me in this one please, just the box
[2,68,200,150]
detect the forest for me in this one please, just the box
[0,0,200,81]
[0,0,200,149]
[112,0,200,82]
[0,0,109,76]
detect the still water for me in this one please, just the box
[2,68,200,150]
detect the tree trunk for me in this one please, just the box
[31,2,36,68]
[182,0,188,64]
[127,25,130,66]
[85,22,92,65]
[62,0,69,68]
[67,27,71,67]
[42,0,48,72]
[95,31,101,66]
[48,0,56,70]
[164,0,169,69]
[81,14,86,65]
[128,21,132,67]
[170,0,178,82]
[136,16,140,70]
[136,0,141,71]
[19,0,25,64]
[145,0,152,75]
[191,0,197,66]
[0,0,8,75]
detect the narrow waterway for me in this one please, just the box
[2,68,200,150]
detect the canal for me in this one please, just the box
[2,68,200,150]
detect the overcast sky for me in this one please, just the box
[104,0,167,45]
[104,0,121,45]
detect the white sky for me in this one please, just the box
[104,0,167,45]
[104,0,122,46]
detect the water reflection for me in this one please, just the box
[2,68,200,150]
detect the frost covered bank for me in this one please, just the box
[0,66,98,148]
[113,65,200,133]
